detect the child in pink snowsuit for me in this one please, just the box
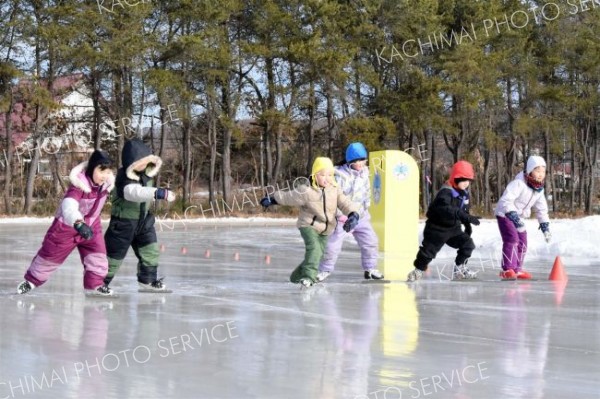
[17,150,115,295]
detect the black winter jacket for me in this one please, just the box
[425,184,471,231]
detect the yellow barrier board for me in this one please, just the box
[369,150,420,280]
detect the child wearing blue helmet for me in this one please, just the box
[316,142,383,281]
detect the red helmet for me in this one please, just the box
[449,160,474,188]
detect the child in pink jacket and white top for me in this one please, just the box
[17,150,114,295]
[495,155,551,280]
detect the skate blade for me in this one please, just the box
[362,279,391,284]
[138,288,173,293]
[85,292,119,298]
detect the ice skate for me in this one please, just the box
[453,263,477,280]
[499,270,517,280]
[316,271,331,282]
[85,285,114,297]
[138,278,172,293]
[515,270,532,280]
[17,280,35,295]
[364,269,384,280]
[299,278,313,289]
[407,268,423,282]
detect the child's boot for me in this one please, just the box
[515,270,532,279]
[406,268,423,282]
[17,280,35,294]
[86,285,114,297]
[139,278,168,292]
[453,263,477,280]
[316,271,331,282]
[364,269,384,280]
[299,278,313,289]
[499,269,517,280]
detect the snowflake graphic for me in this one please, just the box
[393,163,410,181]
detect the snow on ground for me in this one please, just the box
[2,215,598,260]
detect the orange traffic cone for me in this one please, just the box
[204,249,211,258]
[264,255,271,265]
[548,256,567,281]
[159,244,166,253]
[181,246,188,255]
[234,252,240,261]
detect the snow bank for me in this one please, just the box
[1,215,598,259]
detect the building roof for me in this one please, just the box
[0,74,86,148]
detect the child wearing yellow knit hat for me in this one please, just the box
[260,157,360,288]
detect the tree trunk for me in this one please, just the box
[221,84,232,204]
[421,129,430,212]
[273,124,283,184]
[429,130,436,194]
[90,72,102,149]
[483,147,491,212]
[306,81,315,176]
[495,146,502,201]
[207,84,218,204]
[24,138,41,214]
[544,128,554,213]
[3,94,14,214]
[569,138,575,212]
[265,56,275,185]
[325,80,335,158]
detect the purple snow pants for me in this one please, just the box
[319,211,379,272]
[24,219,108,289]
[497,216,528,272]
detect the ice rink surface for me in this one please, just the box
[0,221,598,399]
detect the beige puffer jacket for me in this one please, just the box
[273,184,359,235]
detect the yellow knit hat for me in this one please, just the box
[311,157,336,188]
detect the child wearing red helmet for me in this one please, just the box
[407,160,482,282]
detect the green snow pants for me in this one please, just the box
[290,227,329,284]
[104,213,160,285]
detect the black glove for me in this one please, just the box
[457,209,480,226]
[260,196,277,208]
[343,212,359,232]
[74,221,93,240]
[464,223,472,237]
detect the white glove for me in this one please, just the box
[543,231,551,243]
[539,222,551,243]
[155,188,176,202]
[166,191,176,202]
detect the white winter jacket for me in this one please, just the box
[334,164,371,217]
[495,172,550,223]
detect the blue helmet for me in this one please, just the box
[345,142,368,163]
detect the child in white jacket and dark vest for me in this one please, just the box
[495,155,551,280]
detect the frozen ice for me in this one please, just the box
[0,218,598,399]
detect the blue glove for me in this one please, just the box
[154,188,175,202]
[260,196,277,208]
[74,221,93,240]
[539,222,551,243]
[343,212,359,232]
[505,211,525,232]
